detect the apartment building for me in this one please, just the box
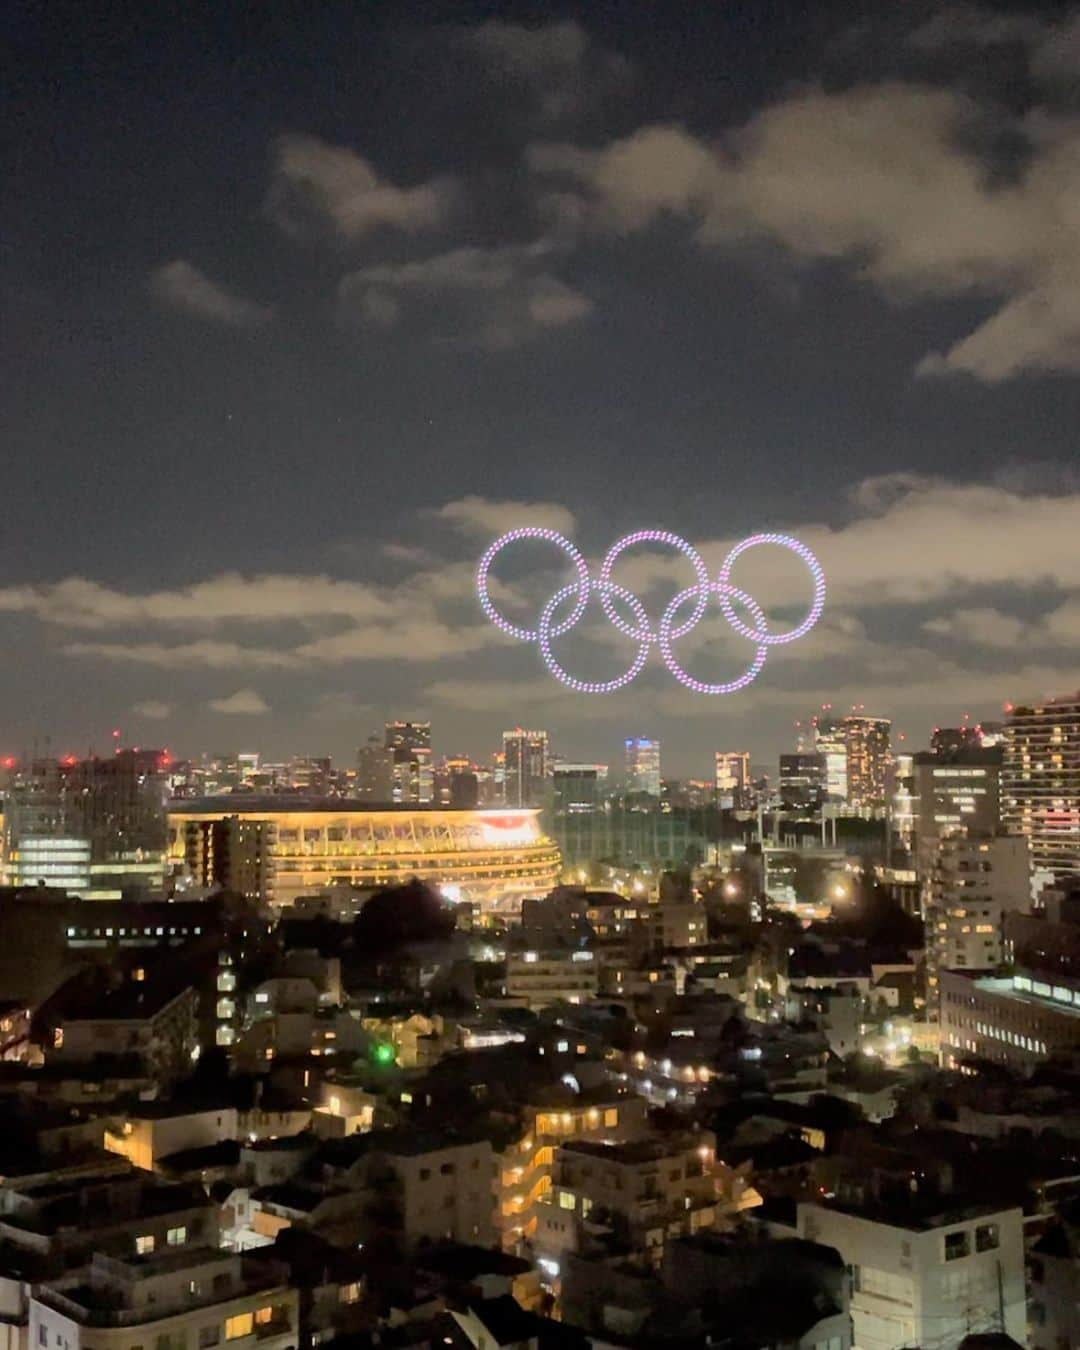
[924,832,1031,1021]
[30,1248,297,1350]
[534,1132,727,1268]
[495,1090,649,1251]
[798,1199,1026,1350]
[504,951,598,1010]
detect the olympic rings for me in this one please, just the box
[476,527,825,694]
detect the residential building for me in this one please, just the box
[798,1199,1027,1350]
[1003,692,1080,880]
[924,832,1031,1020]
[30,1247,298,1350]
[534,1133,727,1268]
[504,951,598,1010]
[843,715,891,813]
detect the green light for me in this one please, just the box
[373,1042,394,1066]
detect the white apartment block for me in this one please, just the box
[798,1200,1026,1350]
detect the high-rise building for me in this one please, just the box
[913,745,1002,873]
[384,721,433,804]
[812,717,848,803]
[625,738,661,798]
[356,735,394,802]
[924,831,1031,1020]
[71,749,170,896]
[1003,693,1080,880]
[715,751,751,807]
[549,765,601,868]
[778,752,827,811]
[502,728,549,808]
[843,714,891,812]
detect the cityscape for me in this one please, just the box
[5,6,1080,1350]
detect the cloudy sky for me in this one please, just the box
[4,0,1080,774]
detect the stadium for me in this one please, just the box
[168,798,562,916]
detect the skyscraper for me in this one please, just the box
[913,744,1002,873]
[812,716,848,803]
[384,721,433,804]
[1003,693,1080,880]
[715,751,751,806]
[843,714,891,811]
[502,728,549,808]
[778,752,827,810]
[356,735,394,802]
[625,737,661,798]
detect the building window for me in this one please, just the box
[975,1223,999,1252]
[199,1328,220,1348]
[38,1326,47,1346]
[136,1234,155,1255]
[340,1283,361,1305]
[558,1192,576,1210]
[225,1315,254,1341]
[254,1308,274,1326]
[604,1109,618,1127]
[167,1226,187,1246]
[944,1230,970,1261]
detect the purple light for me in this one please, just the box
[716,533,825,645]
[475,527,825,693]
[658,582,768,695]
[538,579,651,694]
[476,526,589,643]
[598,531,709,641]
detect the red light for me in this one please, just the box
[112,729,121,738]
[62,755,77,766]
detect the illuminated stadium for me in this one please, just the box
[168,798,561,915]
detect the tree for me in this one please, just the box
[352,879,456,955]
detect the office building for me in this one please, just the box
[502,728,549,808]
[778,752,827,811]
[625,738,661,798]
[384,721,434,804]
[356,735,394,802]
[940,889,1080,1071]
[1003,692,1080,880]
[6,836,91,891]
[924,832,1031,1019]
[844,714,891,812]
[713,750,750,808]
[813,716,848,803]
[913,745,1003,873]
[169,799,561,915]
[549,765,601,869]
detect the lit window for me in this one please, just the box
[225,1315,253,1340]
[558,1192,577,1210]
[604,1109,618,1127]
[340,1283,361,1305]
[254,1309,273,1326]
[167,1226,187,1246]
[136,1234,155,1255]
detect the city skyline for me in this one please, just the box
[5,2,1080,772]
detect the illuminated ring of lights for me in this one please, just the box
[598,530,709,642]
[658,581,769,694]
[717,532,825,645]
[538,578,651,694]
[476,526,589,643]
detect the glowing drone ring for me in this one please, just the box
[539,578,652,694]
[476,525,589,642]
[599,530,709,642]
[659,580,769,695]
[717,532,826,645]
[476,527,825,694]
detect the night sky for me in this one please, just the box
[4,0,1080,775]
